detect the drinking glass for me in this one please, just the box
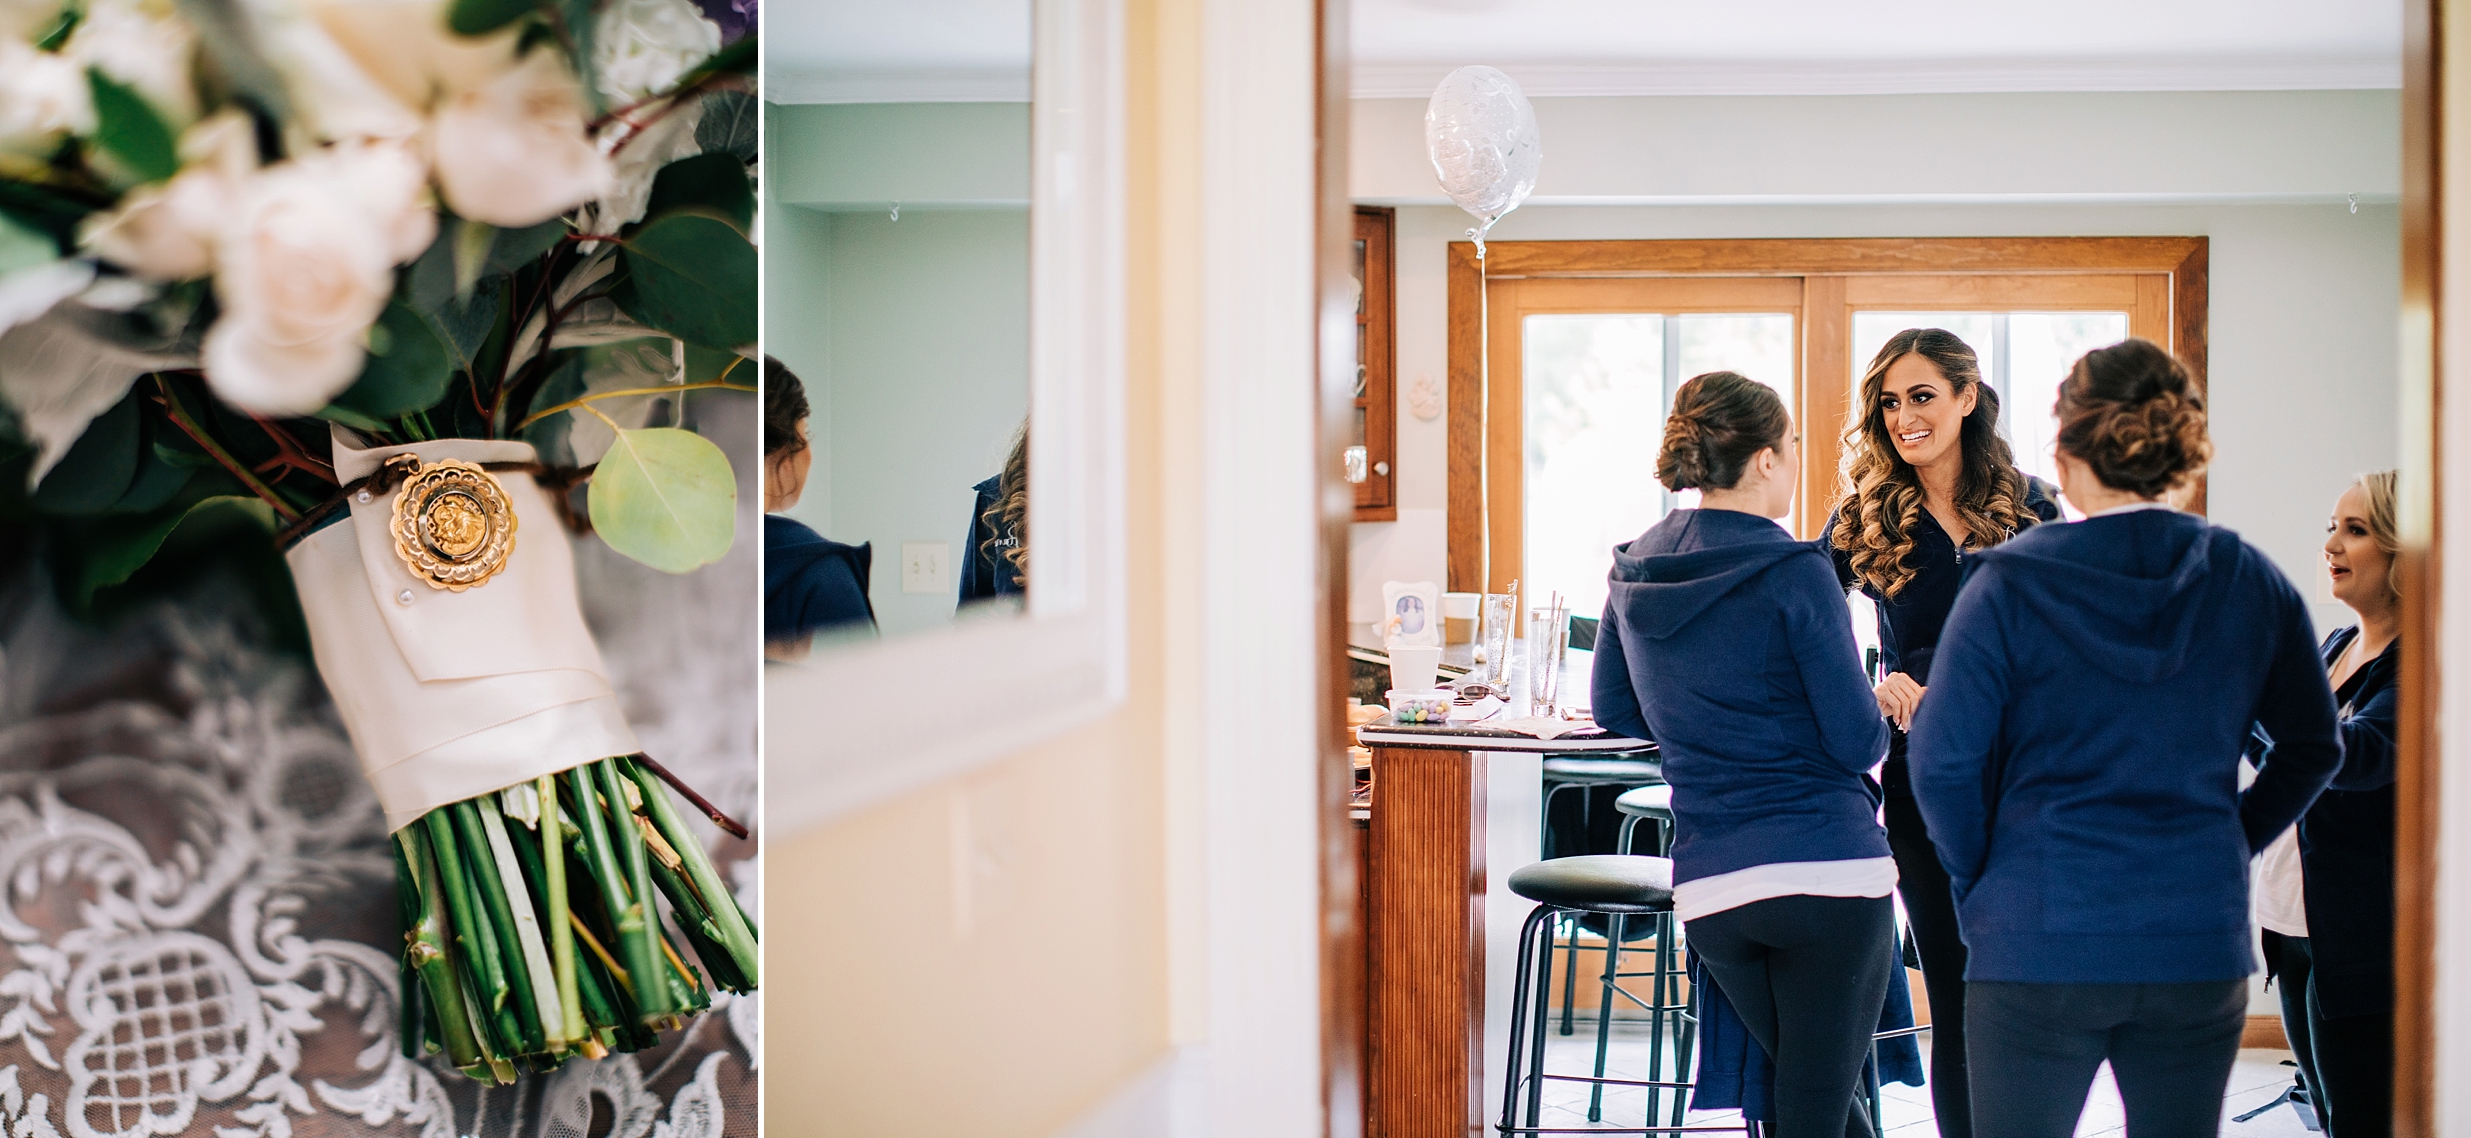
[1480,593,1517,684]
[1528,607,1569,717]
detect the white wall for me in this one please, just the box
[1355,90,2401,205]
[766,101,1034,637]
[1374,200,2402,638]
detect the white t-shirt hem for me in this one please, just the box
[1673,856,1900,924]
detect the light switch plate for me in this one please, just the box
[901,541,951,595]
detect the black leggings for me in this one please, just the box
[1968,979,2246,1138]
[1883,793,1972,1138]
[1686,894,1895,1138]
[2276,935,2394,1137]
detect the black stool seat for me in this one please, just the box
[1614,783,1673,820]
[1507,855,1674,914]
[1539,755,1662,783]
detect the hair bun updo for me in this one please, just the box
[1657,371,1791,492]
[2053,338,2211,499]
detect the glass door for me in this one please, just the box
[1486,275,1803,609]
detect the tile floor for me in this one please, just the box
[1530,1022,2321,1136]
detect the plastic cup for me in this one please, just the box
[1389,645,1442,694]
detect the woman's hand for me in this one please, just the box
[1875,672,1926,731]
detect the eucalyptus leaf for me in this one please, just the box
[644,153,753,230]
[614,211,754,351]
[0,212,56,276]
[332,298,453,418]
[587,425,736,573]
[32,387,139,515]
[695,90,756,162]
[86,70,179,184]
[447,0,531,36]
[172,0,295,123]
[74,490,275,606]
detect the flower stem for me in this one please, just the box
[514,380,756,432]
[540,775,586,1046]
[152,375,303,522]
[395,827,483,1069]
[422,809,510,1016]
[623,756,758,988]
[595,758,677,1018]
[478,803,566,1051]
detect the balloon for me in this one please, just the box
[1424,65,1541,256]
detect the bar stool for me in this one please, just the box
[1571,783,1690,1124]
[1540,751,1662,1036]
[1501,855,1738,1137]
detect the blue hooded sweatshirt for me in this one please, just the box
[1908,509,2341,984]
[1591,509,1890,886]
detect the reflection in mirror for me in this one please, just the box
[762,0,1032,657]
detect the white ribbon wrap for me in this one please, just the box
[286,428,639,831]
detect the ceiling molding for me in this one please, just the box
[768,66,1031,104]
[1349,56,2402,99]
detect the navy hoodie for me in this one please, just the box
[765,515,877,643]
[1591,509,1890,886]
[1909,509,2341,984]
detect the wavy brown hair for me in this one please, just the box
[982,426,1028,587]
[1828,329,2039,598]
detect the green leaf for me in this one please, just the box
[644,153,753,230]
[446,0,532,37]
[488,217,566,273]
[614,211,754,351]
[85,69,179,184]
[587,425,736,573]
[695,90,756,162]
[0,210,56,276]
[74,491,275,607]
[32,1,82,51]
[32,388,139,515]
[332,298,454,418]
[111,416,193,514]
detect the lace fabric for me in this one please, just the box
[0,569,759,1138]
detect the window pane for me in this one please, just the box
[1851,312,1996,380]
[1678,313,1799,530]
[1525,315,1665,621]
[2007,312,2130,489]
[1678,314,1796,416]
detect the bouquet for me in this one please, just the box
[0,0,759,1085]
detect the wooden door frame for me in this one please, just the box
[2395,0,2438,1130]
[1444,237,2210,593]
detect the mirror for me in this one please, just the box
[762,0,1126,836]
[762,0,1033,656]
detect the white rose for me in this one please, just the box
[430,50,611,227]
[201,142,435,414]
[65,0,198,126]
[0,41,94,155]
[593,0,718,106]
[306,0,522,111]
[77,111,258,280]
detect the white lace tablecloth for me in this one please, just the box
[0,430,762,1138]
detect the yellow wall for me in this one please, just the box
[766,1,1202,1132]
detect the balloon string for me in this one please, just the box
[1467,216,1501,260]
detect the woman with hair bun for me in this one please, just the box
[1908,338,2342,1136]
[1592,371,1893,1138]
[1820,329,2060,1138]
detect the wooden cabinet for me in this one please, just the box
[1352,206,1397,520]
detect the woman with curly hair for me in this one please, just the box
[1909,338,2340,1135]
[1817,328,2058,1137]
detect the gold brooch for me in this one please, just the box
[388,458,518,591]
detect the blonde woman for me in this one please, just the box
[1818,328,2057,1138]
[2253,471,2400,1136]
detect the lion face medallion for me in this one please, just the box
[388,459,517,591]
